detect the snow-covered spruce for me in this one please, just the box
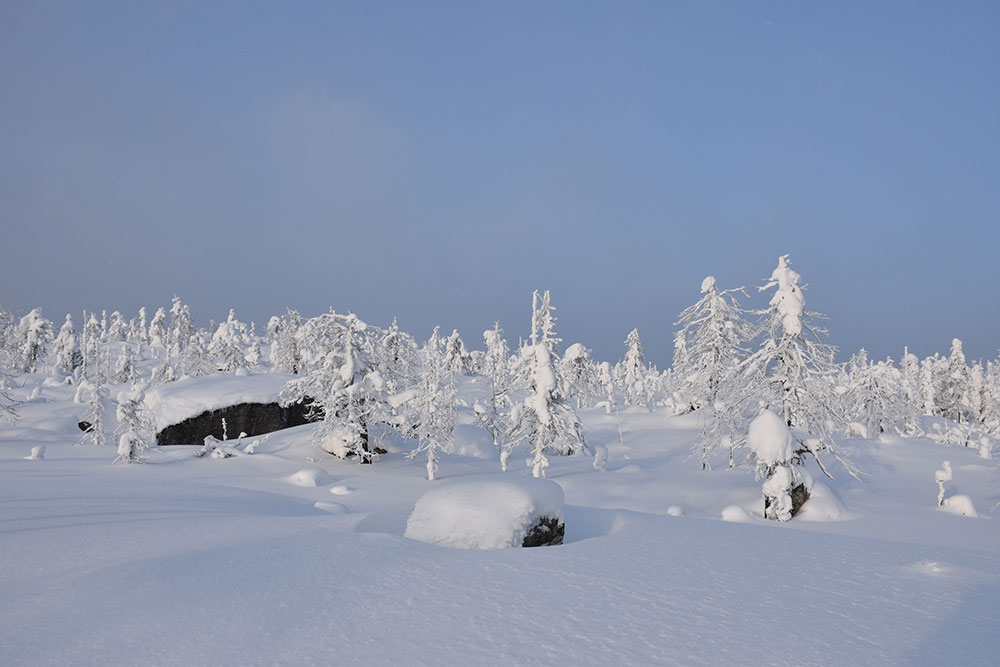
[407,327,456,481]
[673,275,752,469]
[747,409,810,521]
[505,291,586,477]
[114,388,154,464]
[404,476,565,549]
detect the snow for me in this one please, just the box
[144,372,296,430]
[449,423,496,459]
[941,495,978,518]
[747,408,795,466]
[404,475,565,549]
[1,376,998,666]
[285,467,333,487]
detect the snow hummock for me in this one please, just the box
[941,495,978,518]
[747,409,795,467]
[721,505,752,522]
[286,468,333,487]
[144,373,296,430]
[405,475,565,549]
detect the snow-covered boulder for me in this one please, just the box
[145,373,320,445]
[405,476,565,549]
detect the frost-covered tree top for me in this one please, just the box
[761,254,805,338]
[530,290,561,354]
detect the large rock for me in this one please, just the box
[155,399,319,445]
[144,373,322,446]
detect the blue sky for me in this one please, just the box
[1,1,998,366]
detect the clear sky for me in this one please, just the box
[1,1,998,366]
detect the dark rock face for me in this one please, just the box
[764,483,811,519]
[156,399,321,446]
[522,516,565,547]
[78,421,93,433]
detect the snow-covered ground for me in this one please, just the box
[2,377,998,666]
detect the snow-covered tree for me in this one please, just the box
[15,308,53,374]
[718,255,854,479]
[940,338,970,423]
[246,322,262,370]
[148,307,168,349]
[269,309,302,375]
[113,344,136,385]
[674,276,751,415]
[408,330,456,480]
[443,329,471,375]
[77,375,109,447]
[168,297,194,359]
[747,408,808,521]
[80,313,103,381]
[376,318,418,395]
[476,323,513,447]
[560,343,599,409]
[107,311,128,342]
[114,387,154,464]
[281,313,385,462]
[210,310,250,373]
[132,307,149,345]
[843,352,914,438]
[51,314,82,375]
[616,329,648,407]
[505,291,586,477]
[182,333,215,377]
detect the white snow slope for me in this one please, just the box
[1,377,998,666]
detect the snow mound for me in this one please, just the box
[666,505,684,517]
[144,373,295,431]
[24,446,45,460]
[794,482,851,521]
[405,476,565,550]
[941,495,978,518]
[286,468,333,487]
[449,424,496,459]
[314,501,348,515]
[721,505,752,523]
[329,485,352,495]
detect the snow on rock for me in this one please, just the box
[405,475,565,549]
[747,409,795,467]
[449,424,496,459]
[286,468,333,487]
[144,373,296,431]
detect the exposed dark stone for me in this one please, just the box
[521,516,565,547]
[764,483,811,519]
[78,421,93,433]
[156,399,321,446]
